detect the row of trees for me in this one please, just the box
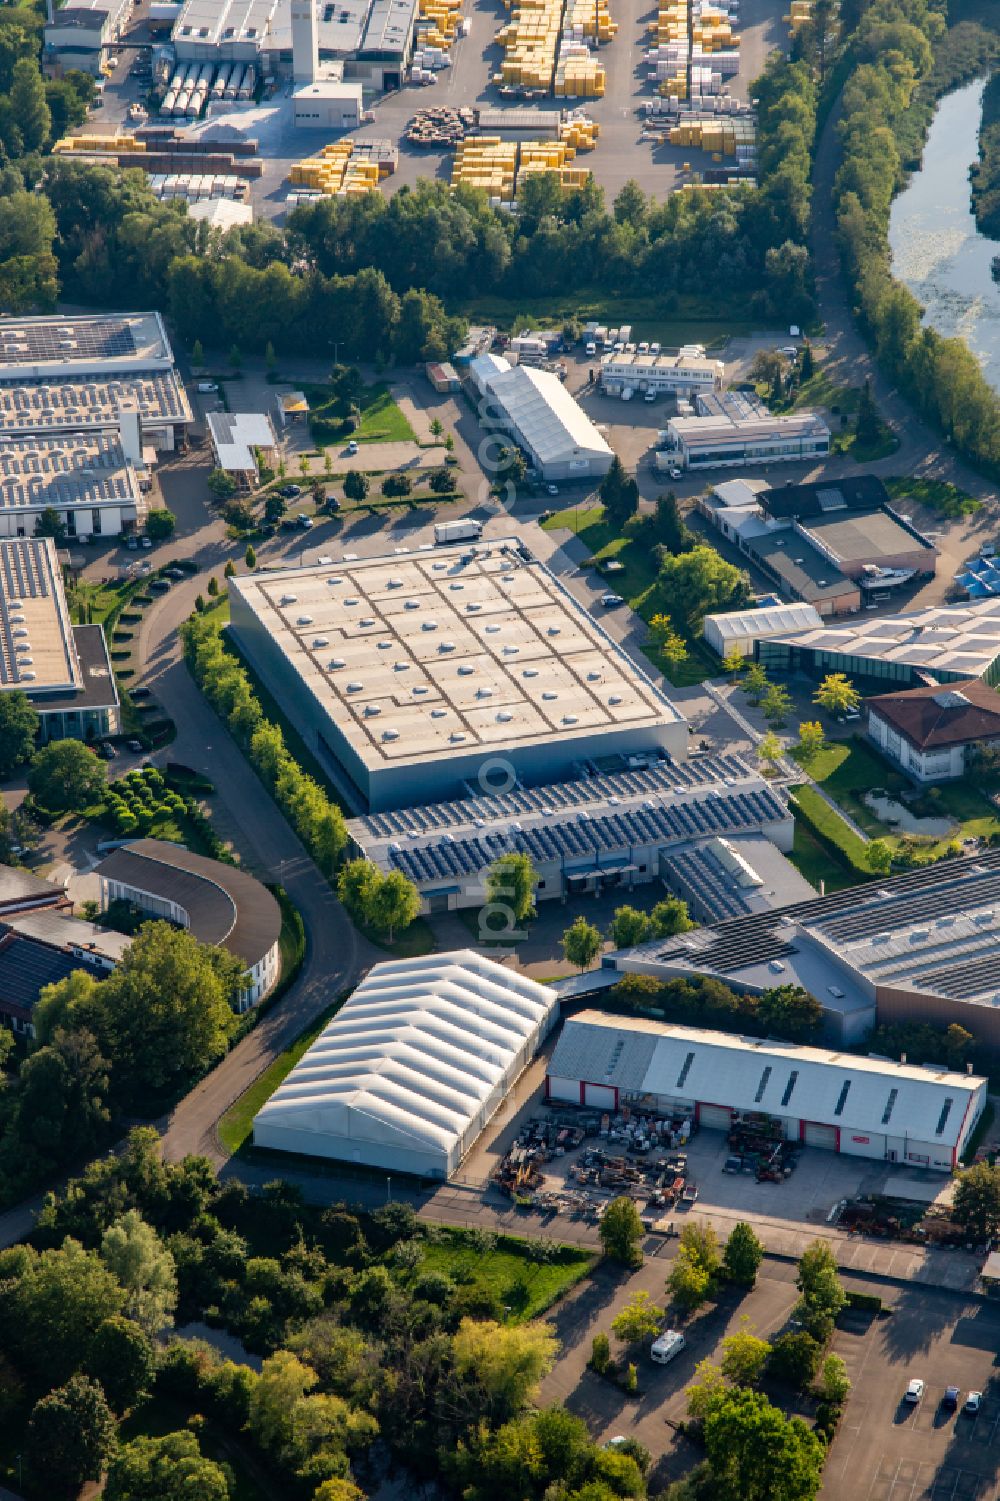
[833,5,1000,474]
[182,611,348,876]
[612,971,824,1043]
[971,68,1000,238]
[560,895,695,970]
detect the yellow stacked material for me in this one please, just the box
[787,0,811,30]
[658,72,687,98]
[691,11,737,49]
[515,144,593,193]
[418,0,461,38]
[668,120,745,155]
[289,140,354,192]
[563,0,617,41]
[655,0,686,43]
[452,137,519,201]
[554,43,606,96]
[559,115,599,150]
[496,0,562,91]
[54,132,146,153]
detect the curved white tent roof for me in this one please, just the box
[253,951,558,1178]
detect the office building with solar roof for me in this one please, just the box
[546,1013,986,1171]
[606,846,1000,1049]
[0,432,144,540]
[347,752,803,914]
[0,538,119,742]
[229,540,689,811]
[0,313,192,451]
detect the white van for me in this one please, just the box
[650,1331,686,1365]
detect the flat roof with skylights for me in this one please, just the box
[229,541,688,810]
[0,371,190,438]
[0,313,173,378]
[0,434,140,515]
[0,537,78,693]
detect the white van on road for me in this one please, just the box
[650,1331,686,1365]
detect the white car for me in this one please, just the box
[546,484,559,495]
[346,440,359,455]
[779,346,799,358]
[904,1379,925,1404]
[197,381,218,393]
[601,592,625,608]
[650,1331,686,1365]
[965,1391,983,1414]
[650,341,661,355]
[667,467,683,480]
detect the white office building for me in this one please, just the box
[599,351,723,399]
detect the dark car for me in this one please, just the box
[126,738,144,753]
[164,567,185,579]
[282,484,302,499]
[97,742,118,760]
[942,1387,961,1410]
[723,1155,742,1174]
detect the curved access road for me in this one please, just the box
[136,560,380,1167]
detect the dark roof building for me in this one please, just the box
[866,679,1000,783]
[759,476,891,520]
[0,864,68,917]
[0,925,104,1034]
[95,838,282,1008]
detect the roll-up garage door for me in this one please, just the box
[803,1121,838,1150]
[585,1082,617,1111]
[698,1103,732,1131]
[547,1076,580,1104]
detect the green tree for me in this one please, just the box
[793,1239,845,1336]
[701,1385,824,1501]
[743,661,769,702]
[796,720,826,761]
[344,469,369,502]
[191,339,204,366]
[208,576,219,597]
[145,508,176,541]
[105,1430,232,1501]
[370,869,421,943]
[10,58,50,151]
[866,838,893,874]
[609,904,653,948]
[244,544,257,570]
[680,1220,720,1278]
[611,1290,663,1346]
[224,560,236,578]
[249,1350,317,1454]
[651,491,693,552]
[26,1374,116,1498]
[813,672,860,716]
[265,339,276,371]
[720,1321,772,1386]
[98,922,240,1101]
[953,1161,1000,1241]
[561,915,602,970]
[450,1318,558,1425]
[590,1332,611,1373]
[723,1221,764,1286]
[667,1251,711,1313]
[650,896,694,937]
[86,1316,155,1414]
[485,851,538,926]
[429,466,454,494]
[855,377,881,447]
[768,1331,821,1391]
[430,417,444,438]
[649,614,688,673]
[757,985,822,1042]
[599,1195,645,1267]
[0,689,39,777]
[761,684,793,725]
[658,546,750,630]
[27,739,105,812]
[382,473,412,498]
[599,455,639,528]
[757,730,783,770]
[799,342,814,380]
[229,343,242,369]
[208,468,237,502]
[100,1211,178,1335]
[34,504,66,540]
[814,1352,850,1404]
[722,648,744,677]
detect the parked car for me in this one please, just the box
[650,1332,686,1365]
[904,1379,925,1404]
[197,382,218,394]
[140,536,152,549]
[298,515,314,529]
[164,567,185,579]
[126,535,139,550]
[546,483,558,495]
[601,592,625,608]
[942,1387,960,1410]
[97,742,118,760]
[126,738,144,753]
[281,484,302,499]
[346,440,360,455]
[650,341,661,355]
[667,466,683,480]
[965,1392,983,1414]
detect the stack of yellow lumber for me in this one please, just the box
[289,141,354,192]
[417,0,461,43]
[554,41,606,95]
[559,114,599,150]
[516,142,593,192]
[53,132,145,153]
[495,0,562,90]
[692,9,736,49]
[654,0,687,44]
[563,0,617,41]
[451,137,519,201]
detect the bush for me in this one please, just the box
[381,473,412,498]
[590,1333,611,1374]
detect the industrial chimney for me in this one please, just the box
[291,0,318,83]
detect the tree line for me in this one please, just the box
[0,1128,643,1501]
[833,5,1000,474]
[970,67,1000,238]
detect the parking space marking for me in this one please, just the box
[864,1459,991,1501]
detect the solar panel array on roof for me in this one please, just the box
[388,784,788,885]
[0,318,137,366]
[0,434,137,511]
[660,844,751,921]
[359,753,751,840]
[0,371,187,433]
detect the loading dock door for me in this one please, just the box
[585,1082,617,1111]
[547,1075,580,1103]
[698,1103,732,1132]
[803,1121,838,1150]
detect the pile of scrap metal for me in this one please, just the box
[404,106,479,146]
[725,1112,798,1183]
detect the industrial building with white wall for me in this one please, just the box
[469,354,614,484]
[546,1013,987,1172]
[228,540,688,811]
[253,952,559,1177]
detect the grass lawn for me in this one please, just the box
[885,476,981,518]
[541,504,723,686]
[121,1394,268,1501]
[790,784,872,875]
[453,292,757,348]
[359,915,438,958]
[788,819,857,893]
[414,1227,595,1321]
[304,381,415,446]
[218,994,348,1154]
[199,591,231,626]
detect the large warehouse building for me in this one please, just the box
[252,952,559,1176]
[607,846,1000,1048]
[347,752,803,915]
[546,1013,987,1172]
[470,355,614,483]
[228,540,688,811]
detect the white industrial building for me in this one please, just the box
[0,537,120,744]
[292,79,363,126]
[0,313,191,451]
[228,540,687,811]
[658,410,831,472]
[703,601,824,660]
[599,351,724,399]
[44,0,135,71]
[207,411,277,488]
[0,429,146,540]
[546,1013,986,1171]
[470,354,614,484]
[348,752,801,915]
[253,952,560,1176]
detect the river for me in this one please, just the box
[888,76,1000,392]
